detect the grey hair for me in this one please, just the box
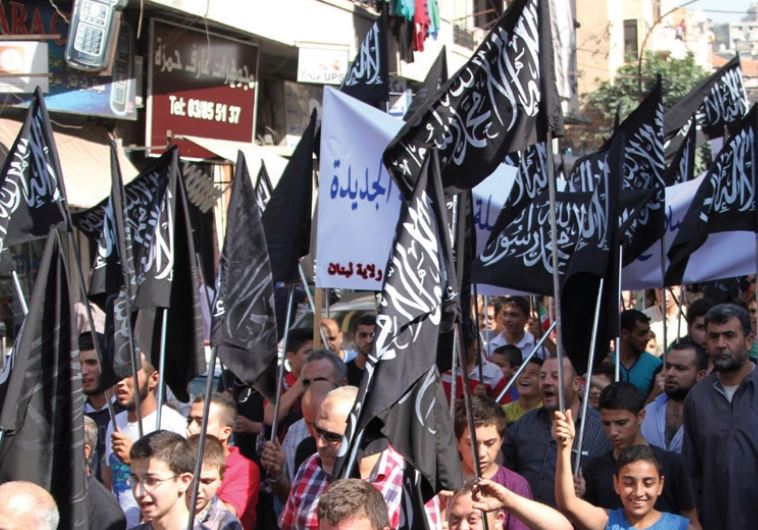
[705,303,751,336]
[83,416,98,470]
[305,349,347,383]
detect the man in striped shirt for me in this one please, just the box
[502,356,611,506]
[279,386,405,530]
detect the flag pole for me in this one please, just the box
[156,307,169,430]
[186,344,219,530]
[573,278,604,474]
[496,320,558,403]
[11,271,29,316]
[615,246,624,382]
[270,284,296,442]
[472,283,485,383]
[545,130,566,411]
[483,295,492,358]
[449,334,458,419]
[454,321,490,530]
[660,237,667,360]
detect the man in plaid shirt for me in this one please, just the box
[279,386,409,530]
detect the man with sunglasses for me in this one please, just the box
[279,386,407,530]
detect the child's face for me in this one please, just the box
[131,457,192,522]
[195,464,223,512]
[491,354,515,379]
[613,460,664,520]
[456,424,502,477]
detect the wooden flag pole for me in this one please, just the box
[313,287,324,350]
[545,130,567,411]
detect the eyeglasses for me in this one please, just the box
[314,424,343,443]
[128,475,177,492]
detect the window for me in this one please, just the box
[624,19,639,59]
[473,0,504,30]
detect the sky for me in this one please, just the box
[689,0,756,23]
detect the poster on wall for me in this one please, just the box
[147,19,259,159]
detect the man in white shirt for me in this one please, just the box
[103,352,186,527]
[489,297,551,360]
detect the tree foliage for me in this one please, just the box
[582,52,709,146]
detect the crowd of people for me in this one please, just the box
[4,286,756,530]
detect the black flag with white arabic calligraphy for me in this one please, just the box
[337,151,462,497]
[664,116,698,186]
[212,152,278,403]
[341,5,389,106]
[132,157,206,402]
[561,132,623,373]
[665,55,749,139]
[665,104,758,286]
[383,0,563,198]
[403,46,448,120]
[254,160,273,214]
[0,87,65,263]
[0,230,87,529]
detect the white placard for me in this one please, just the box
[316,87,404,290]
[623,173,757,289]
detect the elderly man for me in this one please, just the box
[279,386,406,530]
[84,416,126,530]
[683,303,758,529]
[0,481,59,530]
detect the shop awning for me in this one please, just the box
[180,135,291,189]
[0,118,140,209]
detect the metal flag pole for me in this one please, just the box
[496,321,558,403]
[186,343,219,530]
[155,307,169,429]
[454,320,490,530]
[545,130,566,411]
[11,271,29,316]
[270,285,296,442]
[483,295,492,358]
[573,278,605,474]
[449,328,458,419]
[660,236,668,361]
[472,283,485,383]
[677,286,685,341]
[615,246,624,382]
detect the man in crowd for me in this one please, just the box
[103,352,187,527]
[316,479,390,530]
[80,331,121,482]
[617,309,662,398]
[683,303,758,529]
[641,339,708,453]
[489,297,550,360]
[320,318,355,363]
[581,382,699,527]
[684,297,715,350]
[0,481,59,530]
[503,355,610,506]
[83,416,126,530]
[346,314,376,386]
[279,386,407,530]
[187,392,260,529]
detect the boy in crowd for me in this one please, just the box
[128,430,198,530]
[316,479,390,530]
[454,396,532,530]
[490,345,522,403]
[187,434,242,530]
[581,382,700,528]
[501,358,542,427]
